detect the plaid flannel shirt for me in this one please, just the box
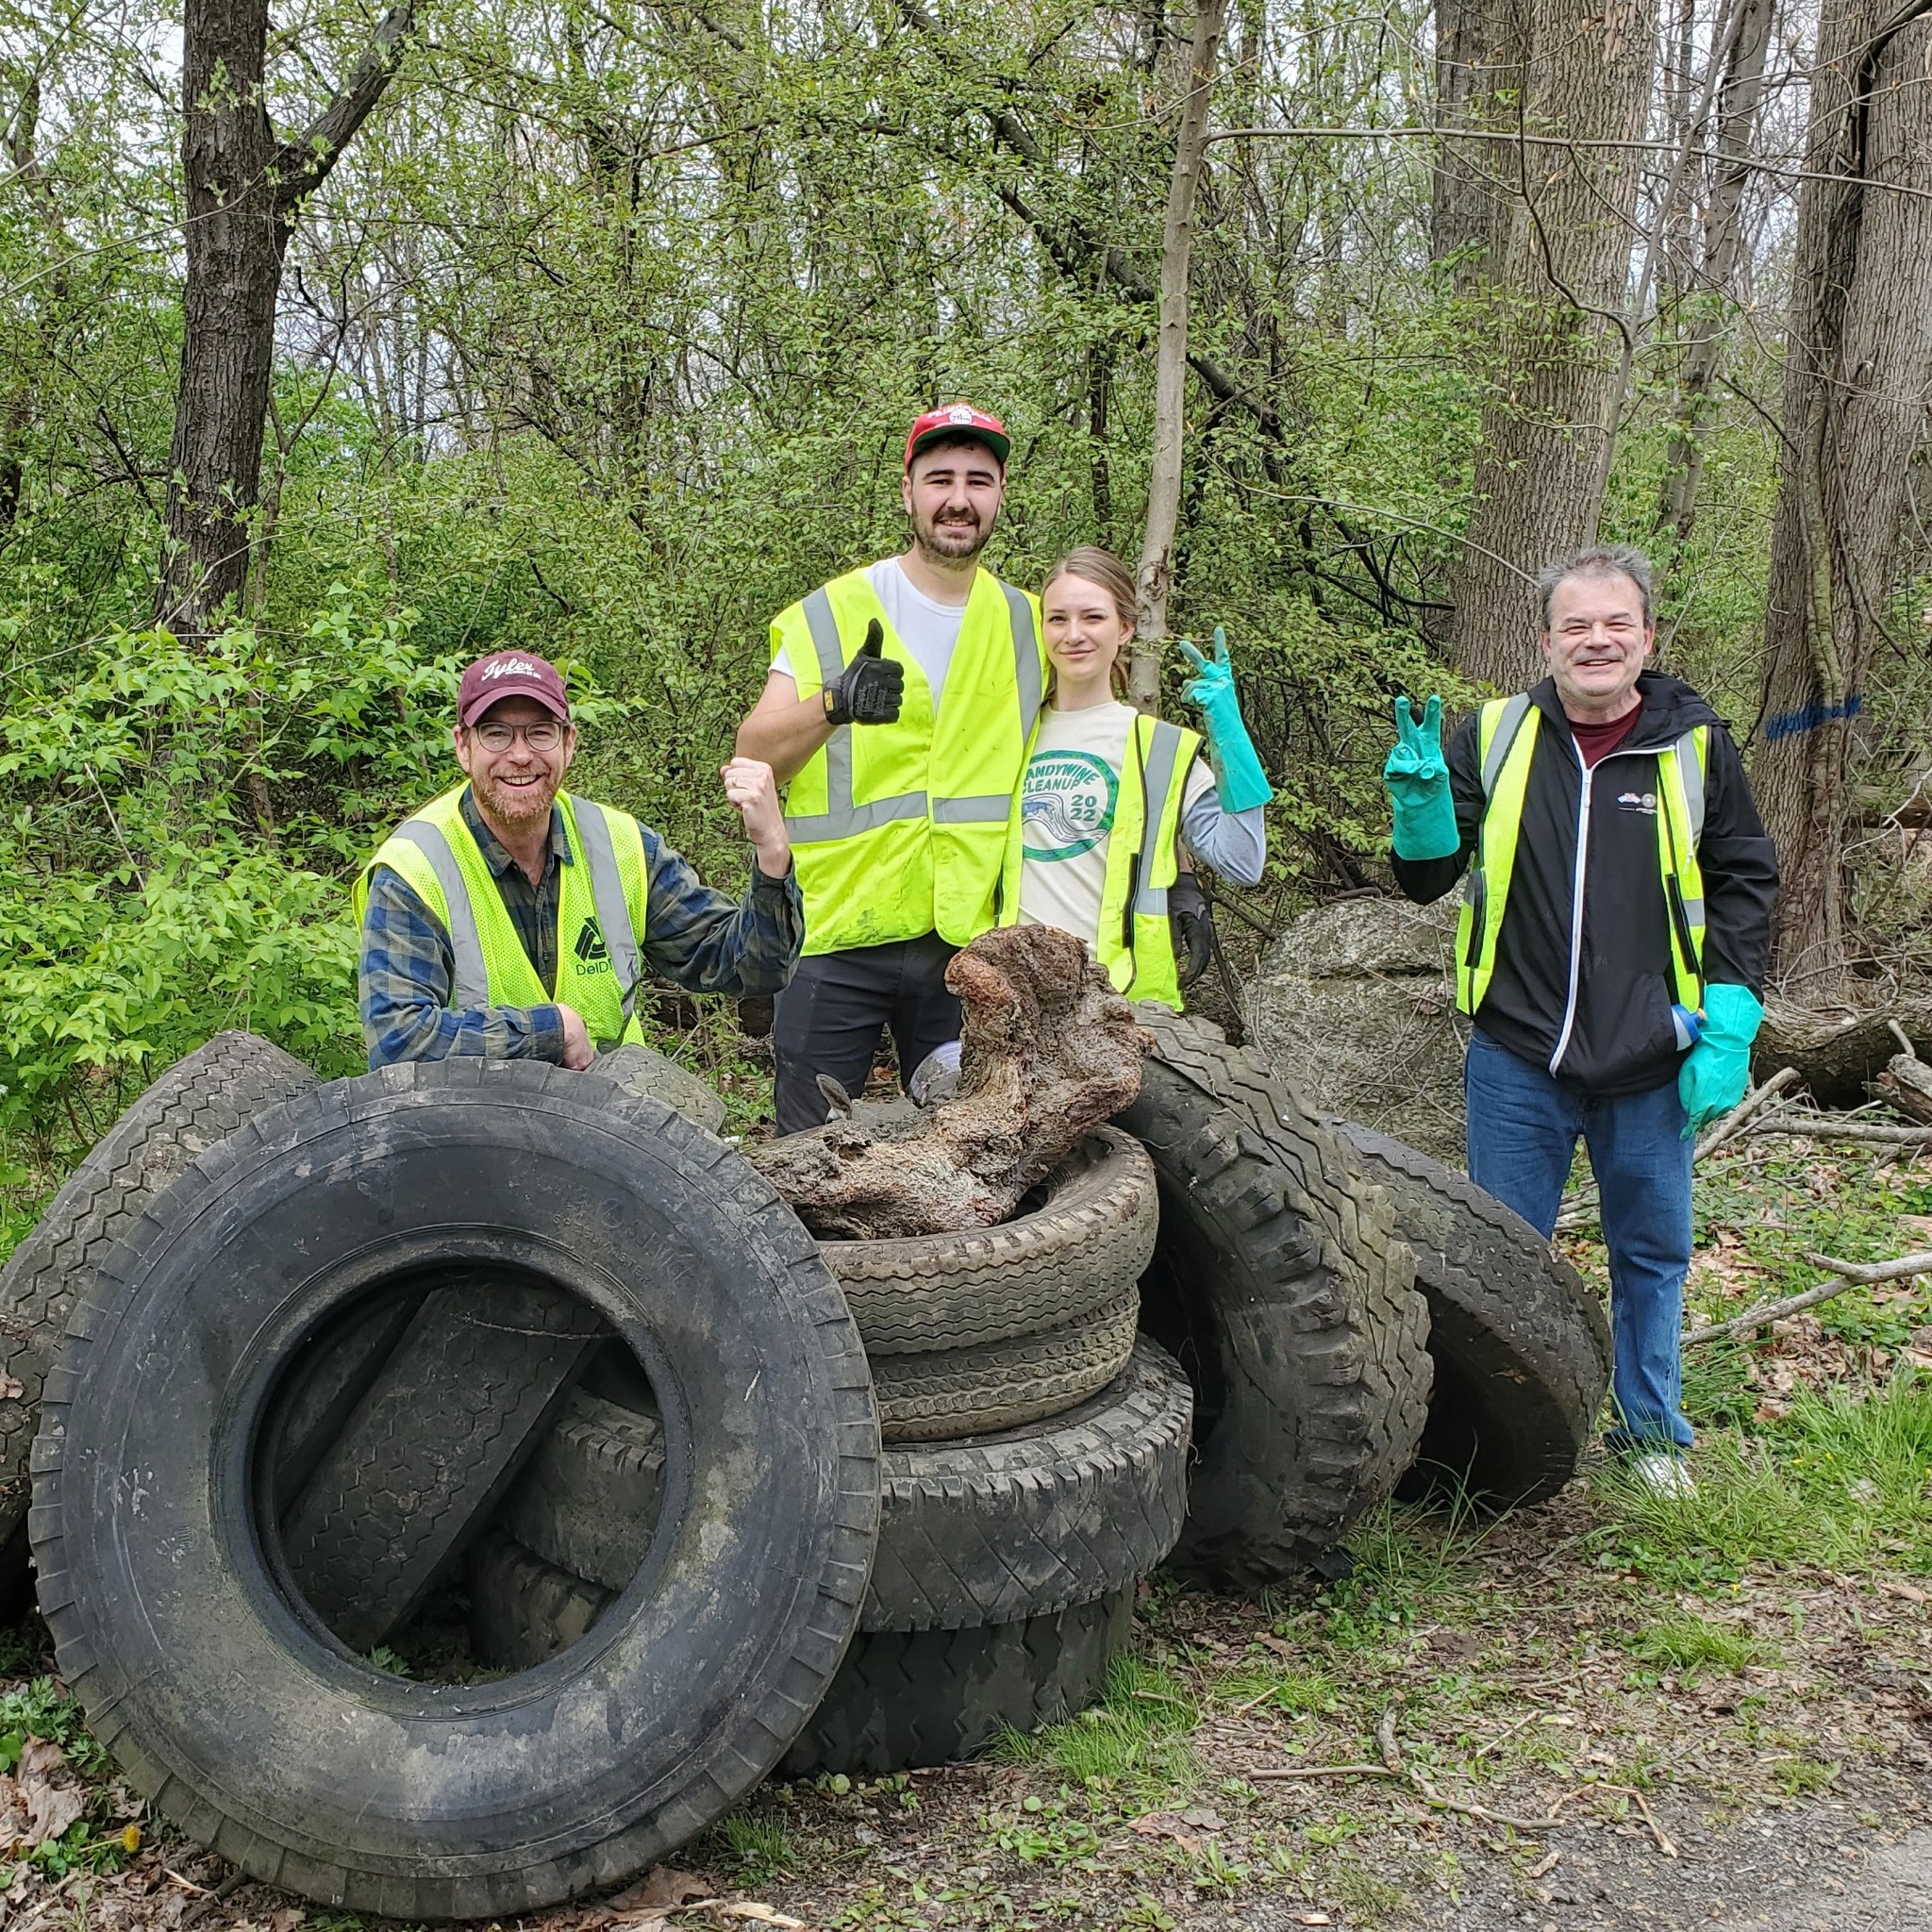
[359,785,803,1067]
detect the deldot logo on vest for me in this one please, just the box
[573,917,611,970]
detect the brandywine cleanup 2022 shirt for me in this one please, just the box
[1016,699,1211,944]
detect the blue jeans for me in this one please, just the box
[1464,1030,1694,1453]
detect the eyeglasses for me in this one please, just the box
[470,718,566,752]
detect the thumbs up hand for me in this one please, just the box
[824,619,906,725]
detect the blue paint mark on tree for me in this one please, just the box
[1764,692,1861,741]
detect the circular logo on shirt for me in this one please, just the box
[1022,750,1118,860]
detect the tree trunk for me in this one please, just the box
[1430,0,1526,294]
[1443,0,1660,691]
[1657,0,1774,543]
[1133,0,1229,708]
[156,0,415,637]
[1755,0,1932,987]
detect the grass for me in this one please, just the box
[995,1654,1202,1795]
[1595,1369,1932,1587]
[703,1807,798,1885]
[1627,1609,1774,1674]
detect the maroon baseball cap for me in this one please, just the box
[905,404,1010,471]
[457,650,571,727]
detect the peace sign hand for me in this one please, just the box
[1175,625,1274,814]
[1177,625,1234,711]
[1386,695,1447,783]
[1382,693,1459,861]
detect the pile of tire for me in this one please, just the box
[475,1055,1193,1776]
[0,1011,1578,1919]
[0,1034,1198,1914]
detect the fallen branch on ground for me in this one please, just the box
[1742,1117,1932,1144]
[1683,1248,1932,1344]
[1248,1707,1575,1834]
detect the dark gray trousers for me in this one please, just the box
[771,935,960,1135]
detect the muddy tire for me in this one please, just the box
[0,1033,314,1577]
[872,1291,1139,1443]
[1118,1006,1431,1588]
[278,1282,605,1651]
[499,1340,1191,1630]
[1334,1124,1611,1507]
[778,1591,1132,1776]
[594,1044,726,1134]
[824,1130,1158,1355]
[31,1059,879,1920]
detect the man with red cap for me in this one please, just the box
[736,405,1044,1133]
[357,649,800,1067]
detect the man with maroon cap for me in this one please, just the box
[736,405,1045,1133]
[356,649,801,1068]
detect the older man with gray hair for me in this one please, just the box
[1382,544,1778,1495]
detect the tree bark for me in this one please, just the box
[1657,0,1774,543]
[156,0,415,637]
[1443,0,1660,691]
[1132,0,1228,707]
[1430,0,1526,294]
[1755,0,1932,985]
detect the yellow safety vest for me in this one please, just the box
[1457,695,1709,1024]
[774,567,1044,956]
[999,713,1201,1009]
[355,786,652,1047]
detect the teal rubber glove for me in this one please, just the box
[1383,695,1459,861]
[1678,983,1764,1137]
[1179,626,1274,814]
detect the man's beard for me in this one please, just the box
[914,511,989,564]
[475,769,558,829]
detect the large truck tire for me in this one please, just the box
[1335,1124,1611,1507]
[469,1544,1131,1782]
[30,1059,880,1920]
[0,1033,314,1578]
[824,1130,1158,1355]
[1117,1006,1432,1589]
[871,1291,1139,1442]
[778,1591,1132,1777]
[594,1043,727,1134]
[499,1340,1191,1631]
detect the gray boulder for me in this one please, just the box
[1244,894,1469,1168]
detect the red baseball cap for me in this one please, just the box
[904,404,1010,471]
[457,650,571,727]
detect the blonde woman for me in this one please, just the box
[1000,546,1270,1007]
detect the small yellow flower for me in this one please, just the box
[121,1824,142,1854]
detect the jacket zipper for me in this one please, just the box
[1546,741,1653,1077]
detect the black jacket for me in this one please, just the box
[1392,673,1778,1096]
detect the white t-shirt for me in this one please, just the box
[770,558,966,708]
[1017,701,1211,947]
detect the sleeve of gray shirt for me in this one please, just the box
[1179,785,1267,885]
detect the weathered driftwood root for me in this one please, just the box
[752,926,1152,1239]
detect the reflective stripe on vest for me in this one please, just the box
[392,816,490,1007]
[774,568,1045,953]
[1455,699,1709,1019]
[784,583,1042,845]
[998,713,1199,1008]
[357,788,651,1045]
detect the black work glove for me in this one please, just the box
[1169,874,1216,990]
[822,619,905,725]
